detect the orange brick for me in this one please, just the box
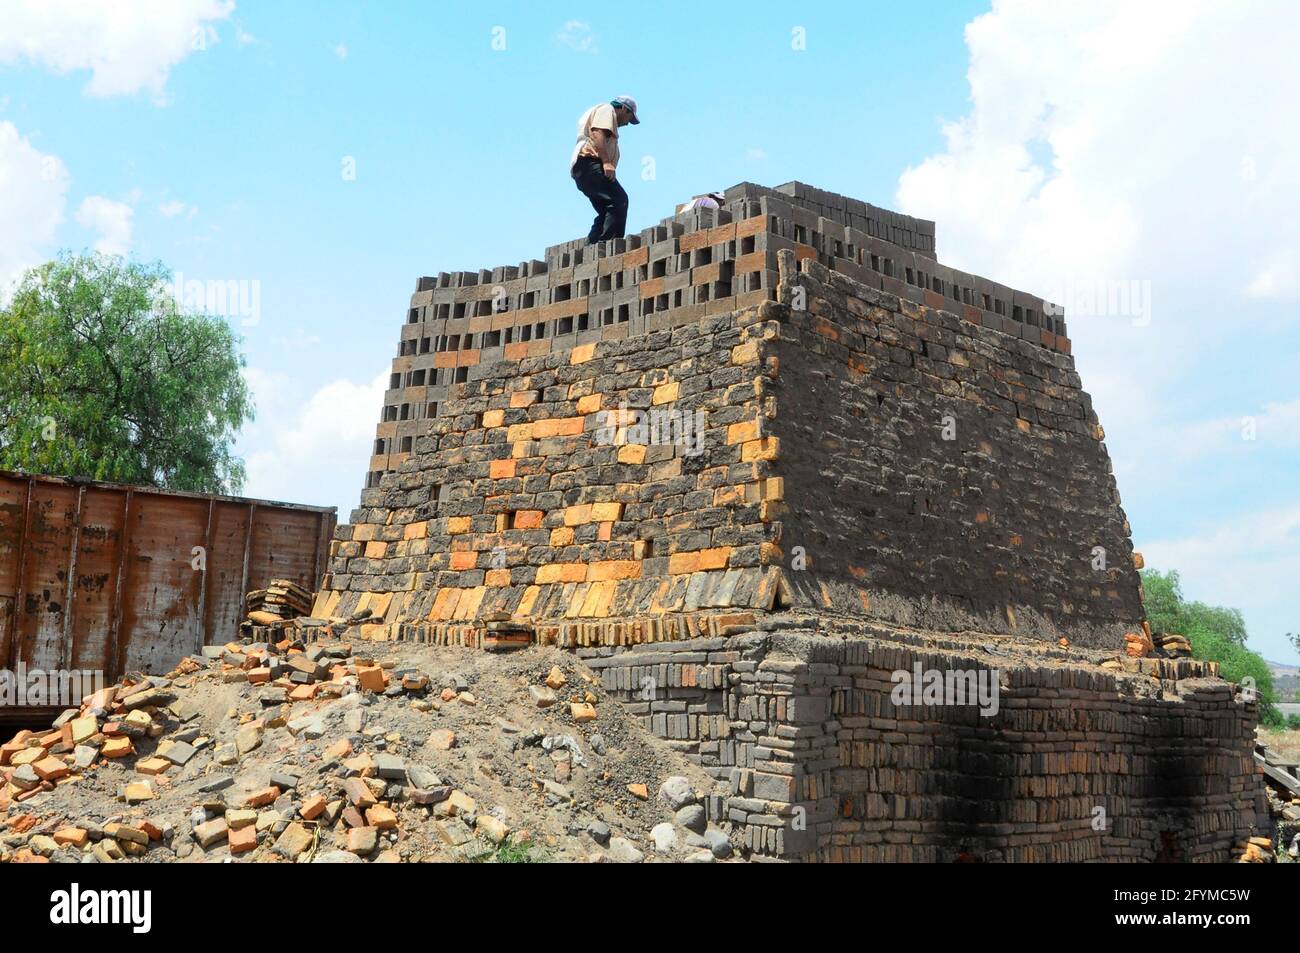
[447,516,472,534]
[429,588,461,620]
[101,737,133,759]
[356,665,387,692]
[243,786,281,808]
[490,459,516,479]
[678,229,711,252]
[506,423,535,442]
[652,381,679,405]
[697,547,731,570]
[485,569,511,587]
[364,541,387,559]
[301,794,327,820]
[576,393,603,414]
[587,560,641,581]
[403,521,428,540]
[639,277,665,299]
[714,485,745,506]
[53,827,88,848]
[691,263,722,285]
[731,342,760,365]
[550,527,575,546]
[590,501,623,522]
[450,551,478,570]
[289,684,317,702]
[617,444,646,464]
[563,504,593,526]
[510,390,539,408]
[668,552,701,574]
[517,585,542,616]
[727,420,761,444]
[228,824,258,854]
[533,417,585,438]
[741,437,779,462]
[570,343,597,364]
[482,409,505,428]
[32,756,69,781]
[511,510,544,529]
[536,563,587,584]
[366,805,399,830]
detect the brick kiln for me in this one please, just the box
[313,182,1267,861]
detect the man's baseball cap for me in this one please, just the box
[612,95,640,123]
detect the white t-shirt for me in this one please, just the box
[570,103,619,171]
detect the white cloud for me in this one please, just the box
[0,0,234,101]
[332,43,348,60]
[896,0,1300,314]
[1245,246,1300,300]
[0,120,69,292]
[75,196,134,256]
[557,20,598,54]
[1137,398,1300,466]
[158,199,196,218]
[239,369,386,514]
[745,148,767,161]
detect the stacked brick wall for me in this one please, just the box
[580,619,1266,862]
[766,253,1142,645]
[365,181,1068,492]
[311,181,1267,863]
[326,186,1136,648]
[317,306,786,630]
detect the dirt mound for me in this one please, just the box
[0,636,733,863]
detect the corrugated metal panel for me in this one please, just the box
[0,470,336,714]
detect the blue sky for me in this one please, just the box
[2,0,1298,662]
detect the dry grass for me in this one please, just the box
[1259,727,1300,761]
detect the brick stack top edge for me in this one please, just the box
[368,181,1067,488]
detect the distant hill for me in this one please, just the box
[1270,660,1300,702]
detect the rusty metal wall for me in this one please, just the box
[0,470,336,693]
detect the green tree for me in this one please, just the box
[1141,568,1280,726]
[0,253,252,494]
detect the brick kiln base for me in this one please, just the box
[577,615,1269,862]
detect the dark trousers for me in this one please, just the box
[572,156,628,244]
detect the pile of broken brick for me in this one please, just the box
[245,579,314,626]
[1121,625,1193,660]
[0,639,448,862]
[0,627,734,863]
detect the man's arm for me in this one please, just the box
[590,127,616,179]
